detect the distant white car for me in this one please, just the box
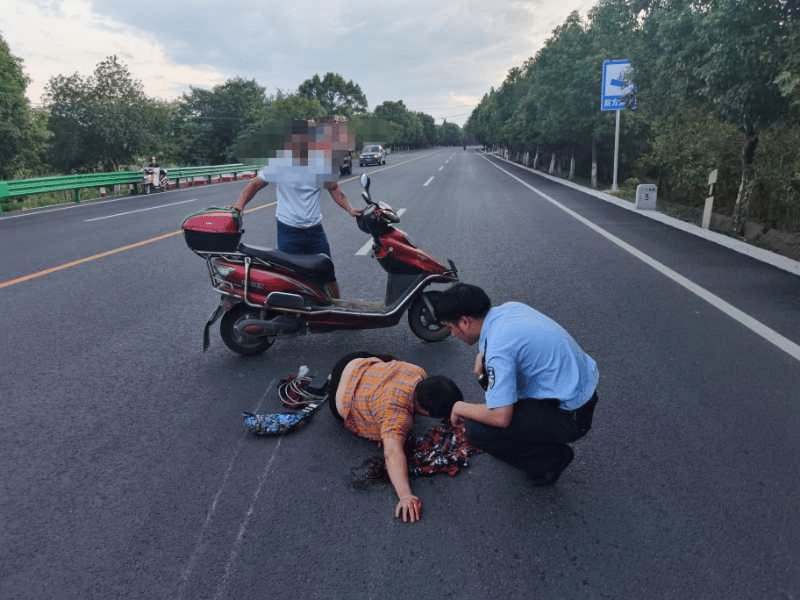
[359,145,386,167]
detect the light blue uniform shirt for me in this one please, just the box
[480,302,599,411]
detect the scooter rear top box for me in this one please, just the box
[182,208,243,252]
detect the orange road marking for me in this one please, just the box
[0,203,273,289]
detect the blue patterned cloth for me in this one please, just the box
[241,411,308,435]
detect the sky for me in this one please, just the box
[1,0,599,127]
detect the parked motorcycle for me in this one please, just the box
[142,166,169,194]
[182,174,458,355]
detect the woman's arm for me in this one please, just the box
[381,435,422,523]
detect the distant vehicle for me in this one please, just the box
[141,166,168,194]
[339,151,352,176]
[359,145,386,167]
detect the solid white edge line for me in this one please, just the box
[484,157,800,363]
[490,152,800,277]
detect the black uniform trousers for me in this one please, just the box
[466,392,598,485]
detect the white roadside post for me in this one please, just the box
[702,169,718,229]
[636,183,657,210]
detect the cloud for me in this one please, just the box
[1,0,226,104]
[2,0,598,124]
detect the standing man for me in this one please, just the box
[432,283,599,485]
[233,119,361,258]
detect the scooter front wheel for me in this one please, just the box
[407,293,449,342]
[220,303,275,356]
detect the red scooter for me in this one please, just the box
[182,174,458,355]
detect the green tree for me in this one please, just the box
[0,34,32,179]
[640,0,792,233]
[417,112,437,146]
[374,100,425,148]
[464,92,498,147]
[173,78,269,165]
[437,121,463,146]
[530,11,598,179]
[297,73,368,117]
[12,107,50,178]
[231,91,326,161]
[44,55,154,171]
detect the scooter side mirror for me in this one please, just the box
[360,174,370,190]
[361,190,371,204]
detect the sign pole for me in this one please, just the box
[612,109,621,191]
[601,58,632,193]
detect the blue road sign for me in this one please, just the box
[601,59,633,111]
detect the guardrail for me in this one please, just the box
[0,163,259,210]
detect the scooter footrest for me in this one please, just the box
[267,292,306,310]
[328,298,386,310]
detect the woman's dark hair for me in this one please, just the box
[415,375,463,419]
[432,283,491,324]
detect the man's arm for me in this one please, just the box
[382,434,422,523]
[233,177,268,212]
[324,181,361,217]
[451,400,514,428]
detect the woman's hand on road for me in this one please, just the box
[395,495,422,523]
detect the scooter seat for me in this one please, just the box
[238,243,335,281]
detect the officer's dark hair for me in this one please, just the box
[415,375,463,419]
[432,283,491,324]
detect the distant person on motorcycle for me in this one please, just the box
[323,351,463,523]
[233,119,360,274]
[432,283,599,486]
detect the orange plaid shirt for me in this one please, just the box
[337,358,426,442]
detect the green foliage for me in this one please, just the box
[6,54,462,205]
[438,122,463,146]
[465,0,800,231]
[12,107,50,178]
[173,77,270,165]
[44,55,157,172]
[752,126,800,229]
[230,91,326,161]
[297,73,368,117]
[635,107,742,209]
[373,100,427,148]
[0,34,33,179]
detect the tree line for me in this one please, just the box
[0,41,465,182]
[464,0,800,234]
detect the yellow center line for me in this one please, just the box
[0,203,274,289]
[1,152,441,290]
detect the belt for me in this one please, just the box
[564,392,598,418]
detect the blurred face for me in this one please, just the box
[285,132,309,162]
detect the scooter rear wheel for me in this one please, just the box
[220,303,275,356]
[407,293,449,342]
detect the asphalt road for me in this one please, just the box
[1,149,798,599]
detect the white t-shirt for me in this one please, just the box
[257,150,335,228]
